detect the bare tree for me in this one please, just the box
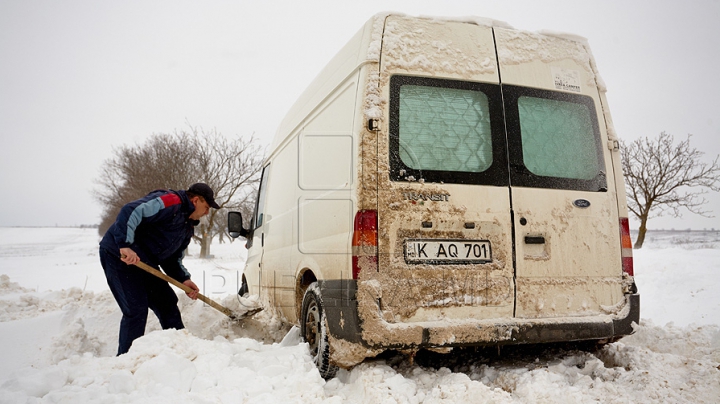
[94,127,264,257]
[95,132,198,235]
[620,132,720,248]
[187,126,263,257]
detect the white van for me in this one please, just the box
[228,13,639,379]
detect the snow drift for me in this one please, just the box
[0,227,718,403]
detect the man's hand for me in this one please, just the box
[119,248,140,265]
[183,279,200,300]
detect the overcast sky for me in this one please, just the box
[1,0,719,231]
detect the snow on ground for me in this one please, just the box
[0,227,718,403]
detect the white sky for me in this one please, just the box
[1,0,719,231]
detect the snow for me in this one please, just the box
[1,227,719,403]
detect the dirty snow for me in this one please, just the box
[0,227,718,403]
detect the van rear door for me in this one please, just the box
[375,16,515,323]
[494,28,625,318]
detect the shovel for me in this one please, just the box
[129,259,262,321]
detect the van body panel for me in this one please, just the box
[257,140,295,314]
[367,16,516,332]
[296,78,359,298]
[493,28,599,95]
[234,14,639,370]
[494,27,625,318]
[379,16,499,82]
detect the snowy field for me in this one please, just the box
[0,227,718,403]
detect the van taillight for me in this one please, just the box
[619,217,634,276]
[352,210,378,279]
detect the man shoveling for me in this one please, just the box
[99,183,219,355]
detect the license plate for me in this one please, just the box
[404,239,492,264]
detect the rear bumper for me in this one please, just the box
[320,280,640,349]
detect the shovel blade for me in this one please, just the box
[230,307,263,321]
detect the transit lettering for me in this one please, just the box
[403,192,450,202]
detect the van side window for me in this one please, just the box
[254,165,270,229]
[389,75,508,186]
[503,85,607,192]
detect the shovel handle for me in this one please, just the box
[130,259,238,319]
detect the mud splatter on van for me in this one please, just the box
[228,13,639,378]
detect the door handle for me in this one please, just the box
[524,236,545,244]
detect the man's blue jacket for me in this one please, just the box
[99,189,199,282]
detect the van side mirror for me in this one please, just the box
[228,211,249,238]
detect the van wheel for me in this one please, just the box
[300,283,339,379]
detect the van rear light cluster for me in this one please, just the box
[619,217,634,276]
[352,210,378,279]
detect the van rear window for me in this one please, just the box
[503,85,607,192]
[389,76,509,186]
[518,96,599,181]
[389,77,606,191]
[398,85,493,173]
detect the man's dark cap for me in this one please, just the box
[188,183,220,209]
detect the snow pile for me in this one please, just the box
[0,275,30,294]
[0,227,719,403]
[2,329,325,402]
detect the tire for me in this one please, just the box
[300,283,339,379]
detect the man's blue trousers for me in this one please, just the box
[99,247,185,355]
